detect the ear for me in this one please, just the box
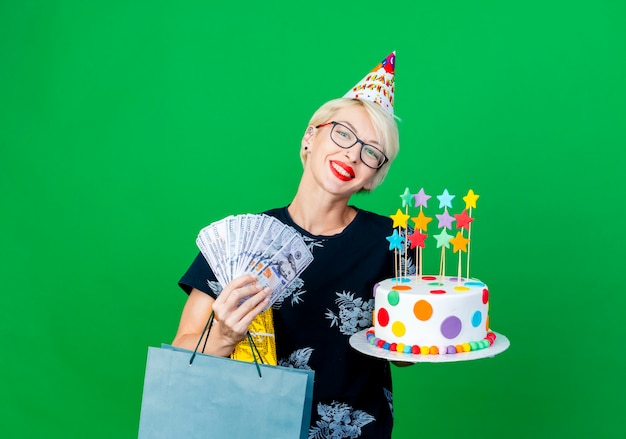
[302,126,315,150]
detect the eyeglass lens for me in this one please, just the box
[330,123,386,169]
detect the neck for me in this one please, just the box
[288,182,357,236]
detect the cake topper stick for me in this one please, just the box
[404,227,408,280]
[407,225,428,283]
[462,190,480,278]
[386,229,404,281]
[438,243,444,284]
[390,205,410,282]
[467,233,471,278]
[399,188,414,279]
[435,189,455,285]
[411,188,431,283]
[440,246,446,283]
[433,227,453,284]
[453,209,474,282]
[450,230,470,281]
[466,230,471,278]
[418,242,421,279]
[407,228,427,280]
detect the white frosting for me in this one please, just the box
[374,275,489,348]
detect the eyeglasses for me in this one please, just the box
[315,121,388,169]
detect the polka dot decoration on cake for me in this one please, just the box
[429,289,446,294]
[392,321,406,337]
[392,277,411,283]
[413,300,433,321]
[377,308,389,327]
[387,290,400,306]
[482,288,489,304]
[440,316,462,339]
[471,310,482,327]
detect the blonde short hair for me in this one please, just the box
[301,98,399,191]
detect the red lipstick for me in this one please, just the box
[330,160,355,181]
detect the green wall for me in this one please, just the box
[2,1,624,437]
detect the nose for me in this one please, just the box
[344,143,360,163]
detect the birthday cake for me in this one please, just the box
[368,188,497,355]
[370,275,495,354]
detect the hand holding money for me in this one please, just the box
[210,273,271,347]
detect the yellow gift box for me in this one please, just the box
[229,307,277,366]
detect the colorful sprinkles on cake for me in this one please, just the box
[366,328,496,355]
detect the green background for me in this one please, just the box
[2,1,624,438]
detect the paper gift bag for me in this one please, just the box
[138,344,314,439]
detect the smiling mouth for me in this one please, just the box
[330,161,355,181]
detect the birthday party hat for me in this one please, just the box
[343,51,395,116]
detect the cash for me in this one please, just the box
[197,214,313,308]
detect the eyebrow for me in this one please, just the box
[337,120,382,146]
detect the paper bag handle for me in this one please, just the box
[189,311,265,378]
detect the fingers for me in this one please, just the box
[218,274,268,309]
[212,274,272,337]
[230,286,271,330]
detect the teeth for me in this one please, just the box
[332,162,353,178]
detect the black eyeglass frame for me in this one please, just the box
[315,121,389,169]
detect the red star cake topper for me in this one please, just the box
[408,231,428,249]
[454,210,474,231]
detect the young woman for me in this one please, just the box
[173,95,401,438]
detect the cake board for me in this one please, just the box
[349,329,510,363]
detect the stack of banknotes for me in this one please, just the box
[197,214,313,308]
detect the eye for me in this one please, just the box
[335,126,355,141]
[363,145,381,160]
